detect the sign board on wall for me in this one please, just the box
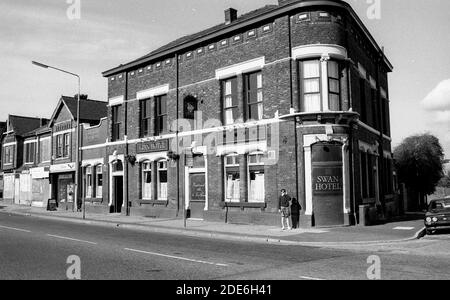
[312,166,343,195]
[136,140,169,154]
[190,173,206,201]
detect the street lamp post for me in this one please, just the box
[32,61,84,219]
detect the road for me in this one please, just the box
[1,212,450,280]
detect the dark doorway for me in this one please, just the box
[189,173,206,219]
[311,142,345,227]
[112,176,123,213]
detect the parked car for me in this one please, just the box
[425,199,450,234]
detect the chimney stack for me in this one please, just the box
[225,8,238,25]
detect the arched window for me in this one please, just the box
[142,161,152,200]
[112,160,123,172]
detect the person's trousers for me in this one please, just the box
[291,215,300,228]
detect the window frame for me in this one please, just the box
[141,161,152,200]
[247,153,265,203]
[156,160,168,200]
[25,142,36,164]
[299,59,322,112]
[221,77,239,125]
[95,165,103,199]
[155,95,168,136]
[85,166,93,199]
[139,98,152,137]
[111,105,121,141]
[244,71,263,121]
[224,154,240,203]
[327,60,342,111]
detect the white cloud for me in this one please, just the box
[422,79,450,111]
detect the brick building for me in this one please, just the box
[48,95,107,211]
[83,0,397,226]
[0,121,7,198]
[1,115,49,204]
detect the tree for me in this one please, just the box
[438,170,450,188]
[394,134,444,197]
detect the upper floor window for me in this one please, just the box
[56,133,70,159]
[39,138,50,163]
[245,72,263,121]
[25,142,36,164]
[301,60,321,112]
[300,59,344,112]
[112,105,121,141]
[328,61,341,111]
[155,95,167,136]
[140,99,151,137]
[222,77,238,125]
[3,145,14,165]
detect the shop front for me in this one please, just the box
[50,163,76,211]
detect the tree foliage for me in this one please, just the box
[393,134,444,195]
[438,170,450,188]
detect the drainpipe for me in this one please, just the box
[124,71,129,216]
[288,14,300,205]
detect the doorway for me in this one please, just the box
[112,176,123,213]
[188,173,206,219]
[311,142,345,227]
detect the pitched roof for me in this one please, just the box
[103,0,393,76]
[23,124,51,138]
[138,5,278,61]
[7,115,48,136]
[61,96,108,122]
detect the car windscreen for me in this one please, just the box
[429,199,450,211]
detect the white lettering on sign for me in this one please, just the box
[314,176,342,192]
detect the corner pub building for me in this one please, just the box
[89,0,398,227]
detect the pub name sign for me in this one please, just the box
[137,139,169,154]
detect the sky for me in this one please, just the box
[0,0,449,158]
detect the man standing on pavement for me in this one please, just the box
[279,189,292,230]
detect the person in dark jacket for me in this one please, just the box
[290,198,302,229]
[278,189,292,230]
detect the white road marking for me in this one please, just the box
[393,227,415,230]
[124,248,229,267]
[299,276,325,281]
[46,234,97,245]
[0,225,31,233]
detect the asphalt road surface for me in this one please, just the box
[1,212,450,280]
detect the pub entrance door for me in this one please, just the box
[112,176,123,213]
[311,142,344,227]
[188,172,206,219]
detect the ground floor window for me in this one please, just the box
[96,165,103,198]
[248,153,265,203]
[157,160,168,200]
[225,155,240,202]
[84,165,103,199]
[141,161,152,200]
[85,166,93,198]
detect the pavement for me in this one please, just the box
[0,201,426,247]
